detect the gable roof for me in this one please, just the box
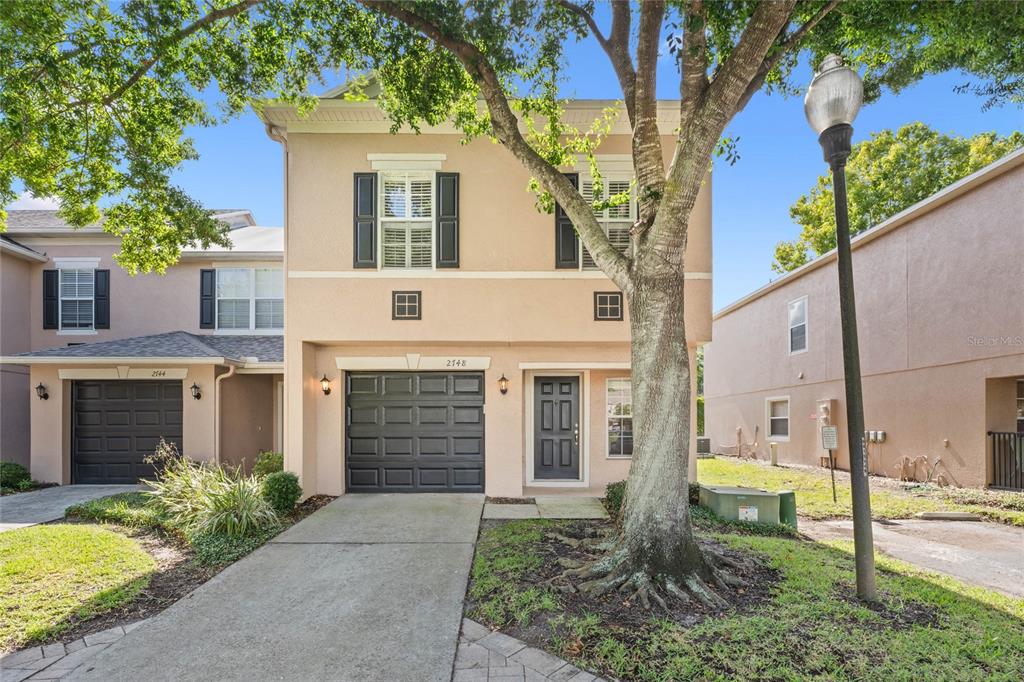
[2,331,282,366]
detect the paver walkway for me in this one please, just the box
[0,622,146,681]
[0,485,139,532]
[63,494,484,681]
[456,619,604,682]
[801,518,1024,597]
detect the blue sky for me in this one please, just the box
[67,19,1023,311]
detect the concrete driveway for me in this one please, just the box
[802,518,1024,597]
[69,493,484,682]
[0,485,140,532]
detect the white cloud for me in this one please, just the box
[7,191,60,210]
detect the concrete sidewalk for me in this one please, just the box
[0,485,140,532]
[68,494,484,682]
[801,518,1024,597]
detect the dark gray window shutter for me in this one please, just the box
[554,173,580,269]
[93,270,110,329]
[200,269,216,329]
[353,172,377,268]
[43,270,59,329]
[436,172,460,268]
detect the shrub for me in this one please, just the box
[253,451,284,477]
[189,529,273,565]
[0,462,30,488]
[689,482,701,505]
[262,471,302,515]
[145,446,231,530]
[191,475,280,538]
[604,480,626,521]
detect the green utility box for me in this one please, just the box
[699,485,782,525]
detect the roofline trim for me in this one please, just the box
[0,239,48,262]
[0,356,240,366]
[713,147,1024,320]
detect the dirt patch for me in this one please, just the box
[37,494,338,647]
[486,496,537,505]
[471,519,780,648]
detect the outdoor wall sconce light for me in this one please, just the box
[35,383,49,400]
[498,374,509,395]
[321,375,332,396]
[190,383,202,400]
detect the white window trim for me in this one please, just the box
[368,153,446,171]
[605,376,633,459]
[377,170,436,272]
[214,267,284,334]
[765,396,791,442]
[57,266,96,332]
[524,370,591,487]
[788,295,809,355]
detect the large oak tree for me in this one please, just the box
[3,0,1021,603]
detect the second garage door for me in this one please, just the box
[73,380,183,484]
[345,372,485,492]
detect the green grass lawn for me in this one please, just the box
[0,524,156,652]
[470,519,1024,681]
[697,457,1024,526]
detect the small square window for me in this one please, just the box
[392,291,422,320]
[594,291,623,321]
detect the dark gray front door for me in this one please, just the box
[534,376,580,479]
[345,372,485,492]
[72,380,183,484]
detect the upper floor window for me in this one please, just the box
[607,378,633,457]
[788,296,808,354]
[580,178,634,270]
[216,268,283,331]
[60,268,94,330]
[380,171,433,269]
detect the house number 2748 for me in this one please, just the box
[446,359,467,368]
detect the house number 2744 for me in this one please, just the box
[446,359,467,368]
[150,370,167,377]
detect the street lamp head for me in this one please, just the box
[804,54,863,136]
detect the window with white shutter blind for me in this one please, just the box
[59,269,95,329]
[580,177,635,270]
[379,171,434,269]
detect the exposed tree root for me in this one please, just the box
[546,532,748,613]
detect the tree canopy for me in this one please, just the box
[2,1,1023,273]
[773,123,1024,273]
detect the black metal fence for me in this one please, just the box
[989,431,1024,491]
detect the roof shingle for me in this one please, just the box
[12,331,282,363]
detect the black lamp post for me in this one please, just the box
[805,54,877,601]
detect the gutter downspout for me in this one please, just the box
[214,365,237,464]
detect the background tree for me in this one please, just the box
[3,0,1023,605]
[774,123,1024,273]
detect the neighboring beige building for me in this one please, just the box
[258,87,712,497]
[0,210,284,482]
[705,149,1024,490]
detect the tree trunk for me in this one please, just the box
[622,260,712,582]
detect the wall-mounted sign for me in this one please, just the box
[821,425,839,451]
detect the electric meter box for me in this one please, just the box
[699,485,781,525]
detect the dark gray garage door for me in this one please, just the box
[73,380,183,484]
[345,372,485,492]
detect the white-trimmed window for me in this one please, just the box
[216,268,283,331]
[59,268,94,330]
[580,177,633,270]
[380,171,434,269]
[788,296,808,354]
[766,398,790,440]
[607,378,633,457]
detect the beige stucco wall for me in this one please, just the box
[220,372,277,472]
[1,251,34,466]
[27,364,219,484]
[705,161,1024,489]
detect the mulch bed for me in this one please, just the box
[474,518,781,648]
[38,494,338,647]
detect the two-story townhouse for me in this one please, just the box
[705,148,1024,490]
[259,86,712,497]
[0,210,285,483]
